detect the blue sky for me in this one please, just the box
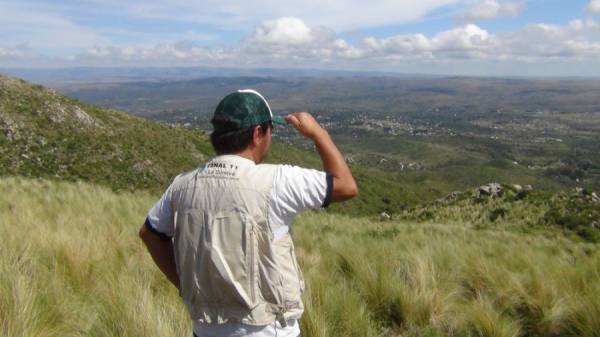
[356,0,590,38]
[1,0,600,76]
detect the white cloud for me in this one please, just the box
[460,0,523,22]
[0,0,466,62]
[0,44,46,61]
[0,44,52,67]
[78,43,231,65]
[3,15,600,74]
[42,0,463,32]
[250,18,315,45]
[0,2,108,49]
[359,19,600,62]
[495,19,600,61]
[358,24,493,61]
[431,24,493,51]
[58,17,599,66]
[588,0,600,14]
[0,45,27,58]
[238,17,353,63]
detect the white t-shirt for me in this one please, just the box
[146,155,332,337]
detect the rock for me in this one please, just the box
[47,102,67,123]
[0,75,25,89]
[592,192,600,203]
[575,187,585,195]
[478,183,503,198]
[445,191,462,201]
[512,184,523,192]
[132,159,155,173]
[524,185,533,191]
[46,102,99,127]
[72,106,96,127]
[379,212,391,221]
[0,114,20,141]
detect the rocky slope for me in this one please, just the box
[0,75,212,192]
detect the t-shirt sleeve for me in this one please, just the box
[146,184,175,239]
[270,165,333,216]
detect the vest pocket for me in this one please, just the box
[214,210,258,309]
[190,209,259,310]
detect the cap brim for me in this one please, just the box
[271,115,287,126]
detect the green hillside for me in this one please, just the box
[0,75,212,193]
[398,184,600,243]
[3,74,598,224]
[0,74,419,216]
[2,177,599,337]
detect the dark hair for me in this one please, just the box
[210,122,272,155]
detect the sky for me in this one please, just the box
[1,0,600,76]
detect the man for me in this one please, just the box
[139,89,358,337]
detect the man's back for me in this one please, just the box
[146,154,332,336]
[139,90,357,337]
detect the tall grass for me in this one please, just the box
[294,212,600,337]
[0,178,189,337]
[2,177,599,336]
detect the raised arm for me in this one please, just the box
[285,112,358,202]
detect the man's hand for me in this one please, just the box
[285,112,358,202]
[285,112,325,140]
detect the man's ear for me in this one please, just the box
[251,125,262,147]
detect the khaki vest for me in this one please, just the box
[168,155,305,326]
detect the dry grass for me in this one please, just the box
[0,178,189,337]
[1,177,599,337]
[294,213,600,337]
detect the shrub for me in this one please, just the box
[489,208,508,222]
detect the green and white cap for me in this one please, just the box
[211,89,287,134]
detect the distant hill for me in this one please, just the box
[0,74,416,216]
[57,75,600,194]
[0,66,437,86]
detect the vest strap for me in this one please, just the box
[266,300,302,327]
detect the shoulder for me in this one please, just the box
[168,168,199,192]
[275,164,325,177]
[174,169,197,182]
[255,163,280,171]
[255,164,324,180]
[272,164,328,190]
[252,163,281,177]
